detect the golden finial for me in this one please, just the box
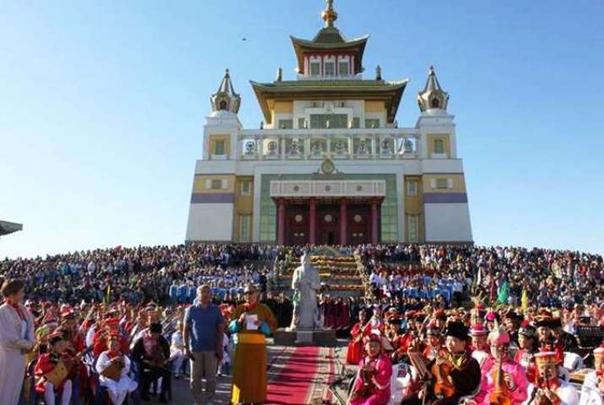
[322,0,338,28]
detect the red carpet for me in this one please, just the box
[266,346,320,405]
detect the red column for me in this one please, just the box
[309,198,317,245]
[371,198,379,245]
[277,198,286,245]
[339,198,347,246]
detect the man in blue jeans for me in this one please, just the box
[183,285,225,405]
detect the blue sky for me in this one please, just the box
[1,0,603,258]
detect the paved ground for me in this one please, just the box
[145,339,353,405]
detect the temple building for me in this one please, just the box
[186,1,473,245]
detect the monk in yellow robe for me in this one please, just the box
[229,283,277,404]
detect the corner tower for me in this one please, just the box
[415,66,472,243]
[186,69,243,242]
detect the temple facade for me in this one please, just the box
[186,1,473,245]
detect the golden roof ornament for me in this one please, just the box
[322,0,338,28]
[210,68,241,114]
[417,65,449,112]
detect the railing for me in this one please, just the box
[269,180,386,198]
[237,128,420,161]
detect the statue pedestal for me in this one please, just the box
[296,330,314,345]
[273,328,337,347]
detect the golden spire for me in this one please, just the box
[321,0,338,28]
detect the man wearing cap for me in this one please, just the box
[526,350,578,405]
[228,283,277,405]
[579,346,603,405]
[349,333,393,405]
[474,327,529,404]
[401,321,481,405]
[34,331,73,405]
[183,284,225,405]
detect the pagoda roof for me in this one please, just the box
[290,32,369,74]
[250,79,408,124]
[0,220,23,236]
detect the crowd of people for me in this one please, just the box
[345,296,604,404]
[0,242,602,405]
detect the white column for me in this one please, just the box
[304,136,311,159]
[280,135,286,159]
[371,134,377,158]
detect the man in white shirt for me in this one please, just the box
[579,346,603,405]
[170,321,186,378]
[526,351,579,405]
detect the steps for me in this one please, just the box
[274,253,366,297]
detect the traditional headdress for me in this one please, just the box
[488,327,510,346]
[469,322,488,336]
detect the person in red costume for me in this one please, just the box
[423,322,446,362]
[514,323,538,384]
[349,333,393,405]
[347,309,372,365]
[34,331,73,405]
[93,316,129,357]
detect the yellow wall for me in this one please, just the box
[273,101,293,113]
[365,101,386,114]
[233,176,254,242]
[404,176,425,242]
[270,101,294,125]
[422,174,467,193]
[426,133,451,156]
[209,134,231,156]
[192,175,236,194]
[404,176,423,214]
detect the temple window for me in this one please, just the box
[310,114,348,129]
[210,179,223,190]
[430,97,441,108]
[338,61,349,76]
[434,139,445,154]
[324,61,335,77]
[310,62,321,77]
[240,181,252,196]
[365,118,380,129]
[278,119,293,129]
[219,100,228,110]
[406,181,418,196]
[435,178,449,189]
[213,140,225,155]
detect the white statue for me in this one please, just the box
[289,252,322,330]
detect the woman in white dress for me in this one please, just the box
[0,279,35,405]
[95,332,138,405]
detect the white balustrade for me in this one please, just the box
[238,129,420,161]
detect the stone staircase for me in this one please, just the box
[274,249,367,298]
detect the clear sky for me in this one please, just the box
[1,0,603,258]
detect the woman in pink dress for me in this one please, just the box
[349,333,393,405]
[475,327,529,405]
